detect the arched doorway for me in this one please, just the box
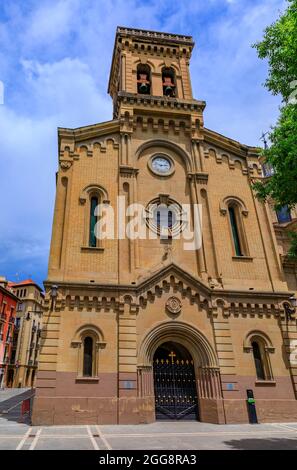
[153,341,199,420]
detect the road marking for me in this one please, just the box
[16,427,32,450]
[87,425,100,450]
[273,423,297,432]
[96,425,112,450]
[29,428,42,450]
[103,429,297,438]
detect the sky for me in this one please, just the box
[0,0,287,288]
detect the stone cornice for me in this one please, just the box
[203,127,261,159]
[58,119,120,145]
[116,26,194,47]
[116,92,206,116]
[44,262,292,307]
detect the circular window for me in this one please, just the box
[146,200,185,238]
[148,155,174,176]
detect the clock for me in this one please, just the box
[151,156,173,175]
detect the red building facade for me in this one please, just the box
[0,279,19,388]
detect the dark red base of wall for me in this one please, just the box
[32,396,297,425]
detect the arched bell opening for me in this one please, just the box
[153,341,199,421]
[137,63,151,95]
[162,67,176,97]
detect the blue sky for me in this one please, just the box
[0,0,286,288]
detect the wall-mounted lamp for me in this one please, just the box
[50,285,58,298]
[50,285,58,310]
[284,296,297,322]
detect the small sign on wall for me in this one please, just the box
[123,380,134,389]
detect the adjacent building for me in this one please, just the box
[32,27,297,425]
[0,277,18,388]
[8,280,44,388]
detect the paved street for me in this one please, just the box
[0,393,297,450]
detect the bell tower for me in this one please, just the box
[108,27,205,135]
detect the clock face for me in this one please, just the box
[152,156,172,174]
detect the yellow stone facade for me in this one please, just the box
[32,27,297,425]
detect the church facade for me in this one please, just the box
[32,27,297,425]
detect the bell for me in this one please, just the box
[165,85,173,96]
[139,82,148,93]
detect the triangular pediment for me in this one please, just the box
[131,262,212,305]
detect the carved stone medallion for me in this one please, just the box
[166,296,182,315]
[60,161,72,170]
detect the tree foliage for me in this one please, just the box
[252,0,297,208]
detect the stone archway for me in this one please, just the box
[137,321,226,424]
[153,341,199,420]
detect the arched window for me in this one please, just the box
[155,206,175,232]
[83,336,93,377]
[137,64,151,94]
[276,205,291,224]
[252,341,265,380]
[79,184,109,250]
[244,331,274,381]
[71,325,106,379]
[89,196,98,247]
[162,67,176,97]
[228,205,243,256]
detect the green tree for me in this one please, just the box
[253,0,297,257]
[253,0,297,206]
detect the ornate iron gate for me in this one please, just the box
[153,353,199,420]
